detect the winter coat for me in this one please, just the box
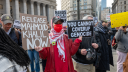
[39,34,81,72]
[115,29,128,53]
[95,22,114,71]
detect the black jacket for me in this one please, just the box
[95,29,114,71]
[72,35,101,64]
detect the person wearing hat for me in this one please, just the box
[1,14,22,47]
[35,16,82,72]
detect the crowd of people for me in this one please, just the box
[0,14,128,72]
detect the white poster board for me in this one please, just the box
[54,10,67,26]
[13,20,21,29]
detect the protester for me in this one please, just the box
[0,27,30,72]
[35,16,82,72]
[95,21,114,72]
[115,26,128,72]
[1,14,22,47]
[72,15,99,72]
[27,48,40,72]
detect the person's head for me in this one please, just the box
[0,27,30,67]
[123,26,128,32]
[83,15,93,20]
[101,20,108,27]
[52,17,64,32]
[1,14,13,32]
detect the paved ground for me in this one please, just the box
[107,49,117,72]
[31,49,117,72]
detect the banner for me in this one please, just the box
[110,11,128,28]
[13,20,21,29]
[55,10,67,26]
[20,13,50,50]
[67,20,94,39]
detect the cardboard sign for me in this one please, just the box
[55,10,67,26]
[110,11,128,28]
[13,20,21,29]
[20,13,50,50]
[67,20,94,39]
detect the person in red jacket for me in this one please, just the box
[35,16,82,72]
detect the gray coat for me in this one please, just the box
[115,29,128,53]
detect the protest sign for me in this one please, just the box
[110,11,128,28]
[13,20,21,29]
[67,20,94,39]
[55,10,67,26]
[93,17,98,25]
[20,13,50,50]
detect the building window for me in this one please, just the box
[0,4,3,9]
[84,6,87,9]
[124,6,126,12]
[120,2,122,4]
[74,7,77,10]
[84,14,87,16]
[80,3,82,6]
[84,0,87,2]
[80,7,82,9]
[84,2,87,5]
[80,0,81,2]
[74,4,76,6]
[124,1,126,4]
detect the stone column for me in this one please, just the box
[48,5,51,23]
[43,4,46,16]
[31,1,34,15]
[5,0,10,15]
[37,3,40,15]
[15,0,19,20]
[23,0,27,14]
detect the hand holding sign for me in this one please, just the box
[78,36,82,40]
[35,46,43,52]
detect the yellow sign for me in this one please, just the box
[110,11,128,28]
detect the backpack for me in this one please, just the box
[15,30,19,40]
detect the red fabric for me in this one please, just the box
[112,36,116,46]
[39,34,81,72]
[54,42,68,72]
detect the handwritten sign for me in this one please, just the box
[20,13,50,50]
[67,20,94,39]
[55,10,67,26]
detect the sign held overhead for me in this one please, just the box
[55,10,67,26]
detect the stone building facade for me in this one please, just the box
[61,0,97,21]
[112,0,128,14]
[0,0,56,23]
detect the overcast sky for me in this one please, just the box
[56,0,114,10]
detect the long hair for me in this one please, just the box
[0,28,30,67]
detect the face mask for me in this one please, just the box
[54,24,62,32]
[126,28,128,32]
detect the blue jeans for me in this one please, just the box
[28,50,40,72]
